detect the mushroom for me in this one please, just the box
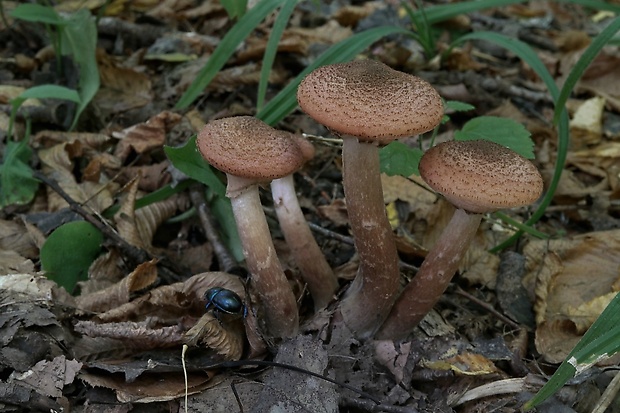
[270,147,339,310]
[376,140,544,340]
[197,116,304,338]
[297,59,443,337]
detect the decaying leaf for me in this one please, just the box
[524,230,620,362]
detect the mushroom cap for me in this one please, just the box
[297,59,443,145]
[419,140,543,213]
[197,116,314,181]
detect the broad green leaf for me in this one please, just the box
[10,4,65,25]
[379,142,423,177]
[14,84,81,104]
[0,138,39,207]
[257,25,409,125]
[445,100,475,112]
[163,136,226,197]
[175,0,286,109]
[40,221,103,293]
[61,9,100,130]
[454,116,534,159]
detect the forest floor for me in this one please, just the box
[2,1,620,412]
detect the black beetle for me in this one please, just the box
[204,287,246,317]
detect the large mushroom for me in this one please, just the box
[197,116,305,338]
[376,140,544,340]
[297,59,443,337]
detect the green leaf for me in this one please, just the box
[454,116,534,159]
[257,25,409,125]
[0,138,39,207]
[553,16,620,125]
[221,0,248,19]
[445,100,475,112]
[10,4,66,25]
[13,85,81,104]
[379,142,423,177]
[163,136,226,197]
[40,221,103,293]
[175,0,286,110]
[61,9,100,130]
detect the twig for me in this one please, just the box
[33,170,185,283]
[592,371,620,413]
[340,396,419,413]
[189,186,244,275]
[453,286,522,330]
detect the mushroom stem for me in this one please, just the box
[338,136,401,338]
[271,174,338,309]
[228,179,299,338]
[376,208,481,340]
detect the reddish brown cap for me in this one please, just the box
[419,140,543,213]
[297,60,443,145]
[197,116,313,181]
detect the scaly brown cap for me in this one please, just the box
[197,116,313,181]
[297,60,443,145]
[419,140,543,213]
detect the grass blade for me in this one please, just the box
[553,16,620,125]
[175,0,286,110]
[256,0,300,112]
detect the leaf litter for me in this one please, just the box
[1,0,620,412]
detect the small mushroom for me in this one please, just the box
[297,59,443,337]
[376,140,544,340]
[197,116,303,338]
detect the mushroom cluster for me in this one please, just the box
[297,59,444,337]
[195,60,544,343]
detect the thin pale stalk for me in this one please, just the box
[376,208,481,340]
[229,182,298,338]
[272,175,338,309]
[337,137,400,338]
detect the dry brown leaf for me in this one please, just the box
[569,96,605,147]
[524,230,620,361]
[0,273,76,307]
[0,249,35,275]
[184,312,245,360]
[421,352,502,376]
[0,219,38,259]
[76,259,158,312]
[9,355,82,399]
[113,111,181,161]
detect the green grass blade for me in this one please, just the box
[523,292,620,410]
[256,0,299,112]
[451,32,570,251]
[257,25,409,125]
[553,16,620,125]
[175,0,286,110]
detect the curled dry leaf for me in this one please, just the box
[76,259,158,313]
[184,312,245,361]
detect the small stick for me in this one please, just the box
[453,286,522,330]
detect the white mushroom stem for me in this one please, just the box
[271,174,338,309]
[376,208,481,340]
[337,136,401,338]
[227,177,299,338]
